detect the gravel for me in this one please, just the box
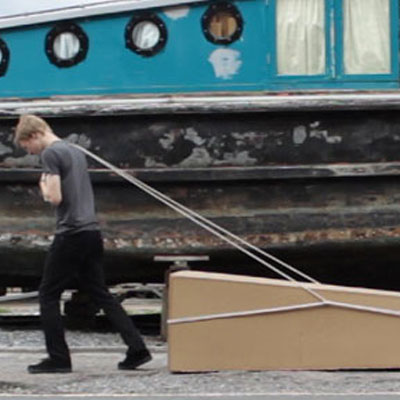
[1,328,400,395]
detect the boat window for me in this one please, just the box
[45,23,88,68]
[132,22,161,49]
[342,0,390,74]
[125,14,167,57]
[276,0,326,76]
[202,2,243,44]
[271,0,397,84]
[0,38,9,77]
[54,32,81,60]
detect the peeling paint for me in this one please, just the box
[310,128,342,144]
[179,147,213,167]
[163,5,190,19]
[232,132,257,140]
[153,128,264,167]
[231,131,265,150]
[293,126,307,145]
[65,133,91,148]
[144,157,167,168]
[1,133,91,168]
[309,121,342,144]
[208,48,242,80]
[148,123,169,135]
[184,127,206,146]
[159,131,177,150]
[218,150,258,166]
[0,142,12,156]
[292,123,342,145]
[3,154,40,168]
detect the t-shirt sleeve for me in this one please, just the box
[41,148,61,175]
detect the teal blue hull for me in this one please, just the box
[0,0,399,98]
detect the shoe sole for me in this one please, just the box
[28,368,72,374]
[118,355,152,370]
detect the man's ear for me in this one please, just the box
[31,131,44,140]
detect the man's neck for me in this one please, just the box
[43,132,61,149]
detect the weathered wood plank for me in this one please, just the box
[2,92,400,117]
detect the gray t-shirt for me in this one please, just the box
[41,140,99,234]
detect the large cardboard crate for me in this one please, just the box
[168,270,400,372]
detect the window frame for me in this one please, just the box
[45,22,89,68]
[0,38,10,77]
[125,13,168,57]
[268,0,398,85]
[269,0,333,82]
[201,1,244,45]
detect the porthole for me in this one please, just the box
[125,14,167,57]
[202,2,243,45]
[0,39,10,77]
[45,23,88,68]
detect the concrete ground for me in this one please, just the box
[1,336,400,396]
[1,293,400,397]
[0,396,400,400]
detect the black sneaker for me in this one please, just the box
[118,348,152,370]
[27,358,72,374]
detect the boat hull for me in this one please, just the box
[1,106,400,288]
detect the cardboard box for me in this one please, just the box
[168,270,400,372]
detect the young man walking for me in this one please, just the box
[15,114,151,373]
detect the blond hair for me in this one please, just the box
[14,114,52,144]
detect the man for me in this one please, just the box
[14,114,151,373]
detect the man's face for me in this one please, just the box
[19,133,44,155]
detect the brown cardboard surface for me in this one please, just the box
[168,271,400,372]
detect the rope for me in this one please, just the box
[167,300,400,325]
[72,143,327,303]
[168,299,400,325]
[168,302,324,324]
[73,144,400,321]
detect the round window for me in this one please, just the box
[0,39,10,77]
[125,15,167,57]
[46,23,88,68]
[202,2,243,45]
[132,21,161,50]
[53,32,81,60]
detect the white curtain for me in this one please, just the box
[343,0,390,74]
[277,0,325,75]
[133,22,160,50]
[53,33,80,60]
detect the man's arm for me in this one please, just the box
[39,173,62,206]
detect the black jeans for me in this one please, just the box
[39,230,146,363]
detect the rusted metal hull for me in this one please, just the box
[2,106,400,289]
